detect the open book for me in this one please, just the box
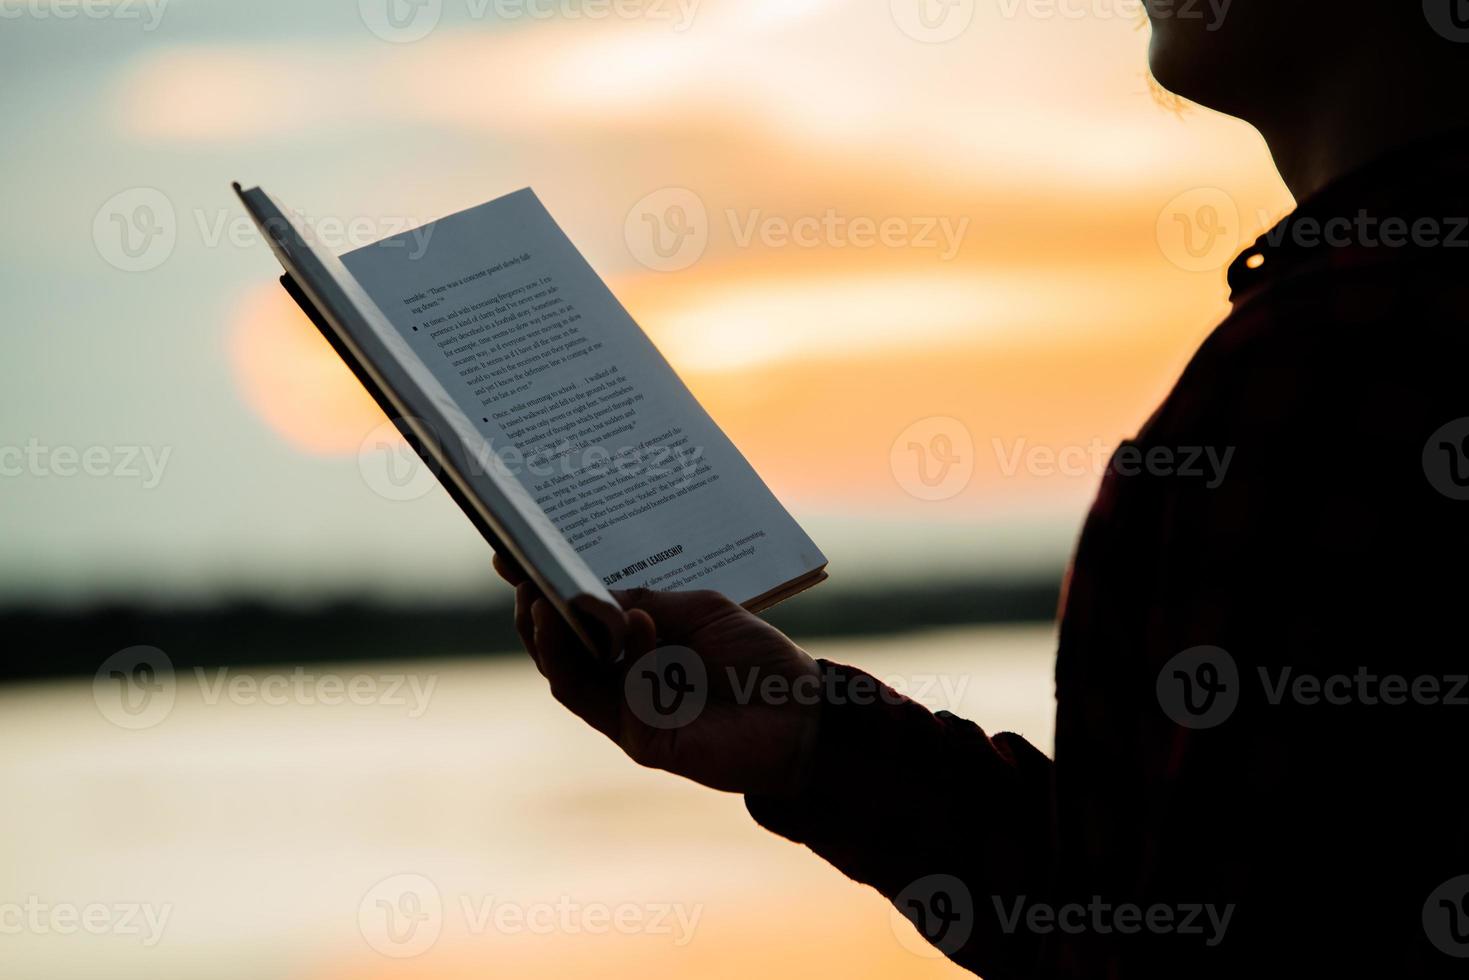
[234,184,827,654]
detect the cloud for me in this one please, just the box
[110,0,1262,189]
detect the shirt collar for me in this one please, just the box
[1227,126,1469,302]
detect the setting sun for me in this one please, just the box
[228,282,391,455]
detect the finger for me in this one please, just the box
[531,598,620,737]
[625,608,658,659]
[493,551,530,587]
[514,582,541,661]
[612,588,738,635]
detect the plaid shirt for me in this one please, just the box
[747,131,1469,978]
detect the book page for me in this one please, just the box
[341,190,825,604]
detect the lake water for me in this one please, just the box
[0,624,1056,979]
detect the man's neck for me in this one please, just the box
[1255,68,1469,203]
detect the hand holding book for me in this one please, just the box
[493,552,822,797]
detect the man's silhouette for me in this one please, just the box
[498,3,1469,974]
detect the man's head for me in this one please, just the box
[1144,0,1453,124]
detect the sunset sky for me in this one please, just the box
[0,0,1295,604]
[3,6,1308,979]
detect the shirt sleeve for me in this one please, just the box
[745,659,1056,979]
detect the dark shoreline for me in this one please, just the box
[0,578,1060,683]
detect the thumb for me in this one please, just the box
[625,608,658,659]
[612,588,737,634]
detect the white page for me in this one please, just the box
[341,189,824,604]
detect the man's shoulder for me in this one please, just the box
[1144,267,1469,445]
